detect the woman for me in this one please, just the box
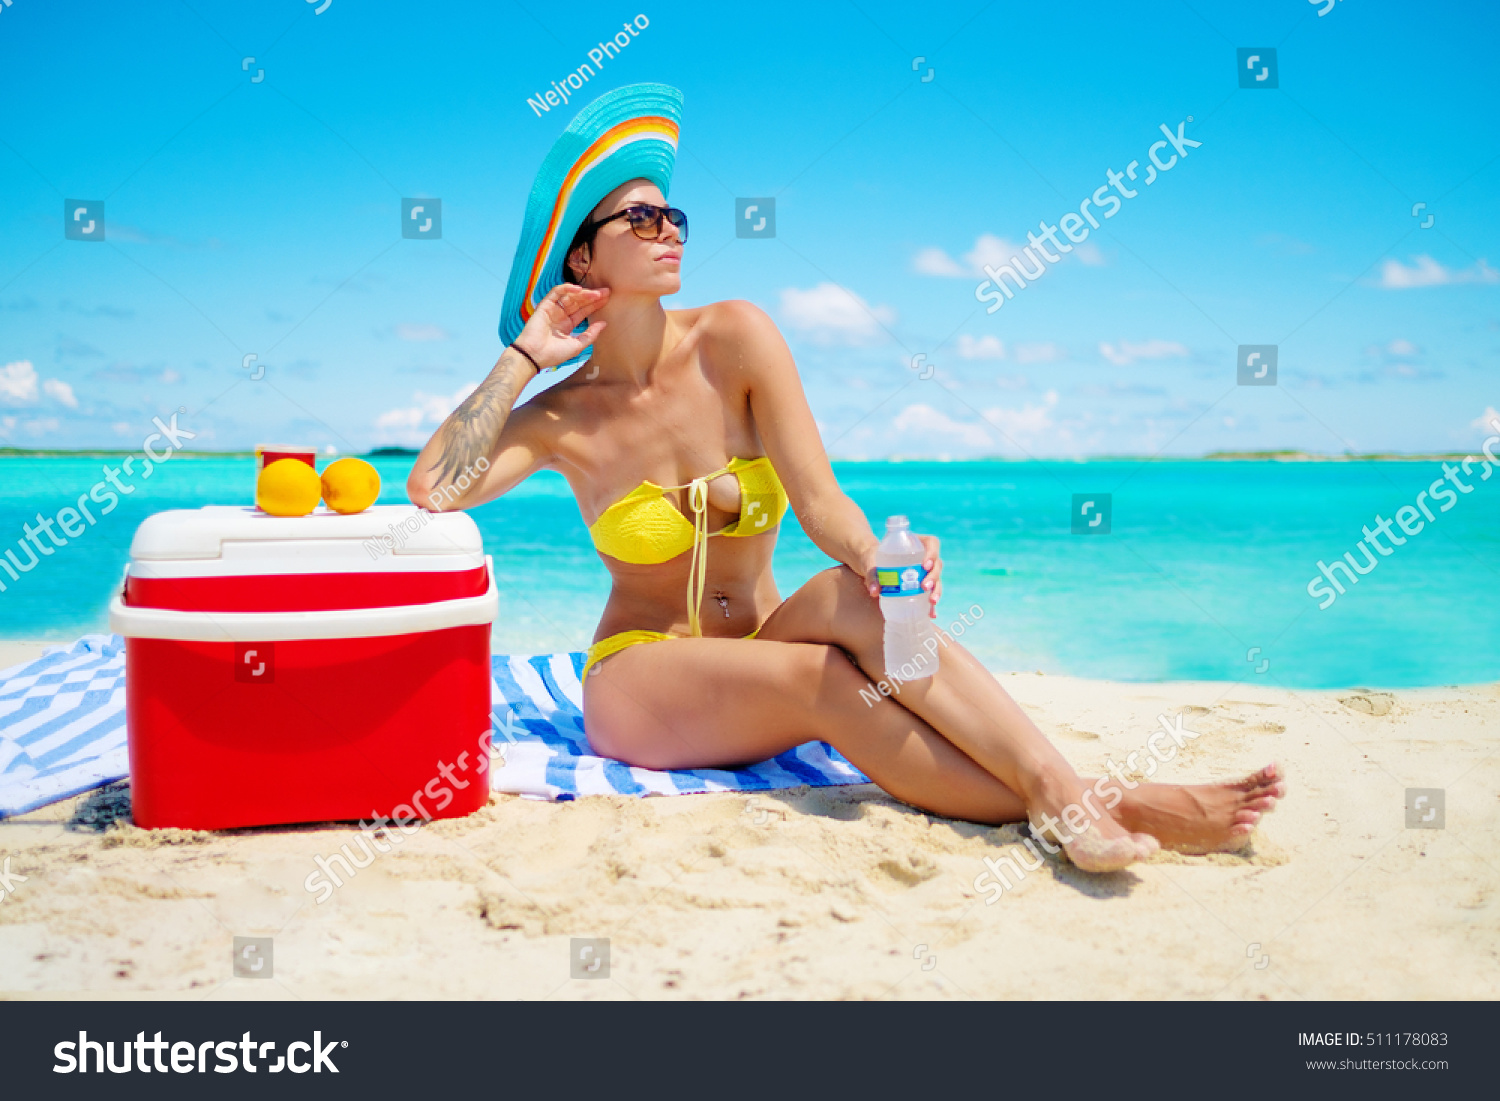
[409,84,1284,873]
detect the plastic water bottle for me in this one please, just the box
[877,515,937,680]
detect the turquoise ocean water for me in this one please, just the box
[1,455,1495,688]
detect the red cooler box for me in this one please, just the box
[109,505,498,830]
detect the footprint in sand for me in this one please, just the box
[1339,691,1395,717]
[875,853,941,887]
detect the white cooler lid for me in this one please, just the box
[127,505,485,577]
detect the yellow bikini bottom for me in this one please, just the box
[583,627,760,682]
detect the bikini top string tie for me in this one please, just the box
[686,476,711,638]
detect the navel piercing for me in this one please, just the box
[715,590,730,618]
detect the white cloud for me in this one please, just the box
[1073,241,1106,266]
[3,360,85,410]
[161,369,182,384]
[375,407,423,431]
[964,235,1029,275]
[1474,407,1500,434]
[780,283,896,345]
[981,390,1058,439]
[911,247,966,277]
[0,360,39,403]
[891,404,993,449]
[42,379,78,408]
[1364,338,1422,362]
[395,323,449,342]
[914,232,1107,279]
[889,391,1060,454]
[1098,339,1189,366]
[375,383,478,439]
[19,417,59,436]
[956,334,1005,360]
[1014,342,1064,364]
[1378,255,1499,289]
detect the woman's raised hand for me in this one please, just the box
[514,284,609,370]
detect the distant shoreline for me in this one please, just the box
[0,448,1479,462]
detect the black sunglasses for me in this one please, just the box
[584,202,689,244]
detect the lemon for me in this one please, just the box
[256,458,322,517]
[320,457,381,514]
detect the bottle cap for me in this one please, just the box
[885,515,910,531]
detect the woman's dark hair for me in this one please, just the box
[564,217,595,284]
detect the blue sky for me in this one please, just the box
[1,0,1496,458]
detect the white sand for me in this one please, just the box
[0,642,53,674]
[1,637,1496,1000]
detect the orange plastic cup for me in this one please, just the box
[255,444,317,472]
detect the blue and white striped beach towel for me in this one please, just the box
[0,635,866,819]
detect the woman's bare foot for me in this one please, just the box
[1029,817,1160,872]
[1113,762,1287,854]
[1027,774,1159,873]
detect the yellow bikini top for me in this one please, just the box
[587,456,789,637]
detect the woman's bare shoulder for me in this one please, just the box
[694,299,777,336]
[690,300,789,367]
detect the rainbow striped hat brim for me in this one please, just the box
[499,83,682,357]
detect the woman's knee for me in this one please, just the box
[764,566,880,647]
[817,567,883,651]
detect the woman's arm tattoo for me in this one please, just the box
[426,351,528,488]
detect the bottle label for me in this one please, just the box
[877,563,927,597]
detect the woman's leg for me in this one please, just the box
[753,567,1284,860]
[583,635,1032,825]
[581,571,1284,864]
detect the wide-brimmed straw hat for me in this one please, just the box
[498,83,683,357]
